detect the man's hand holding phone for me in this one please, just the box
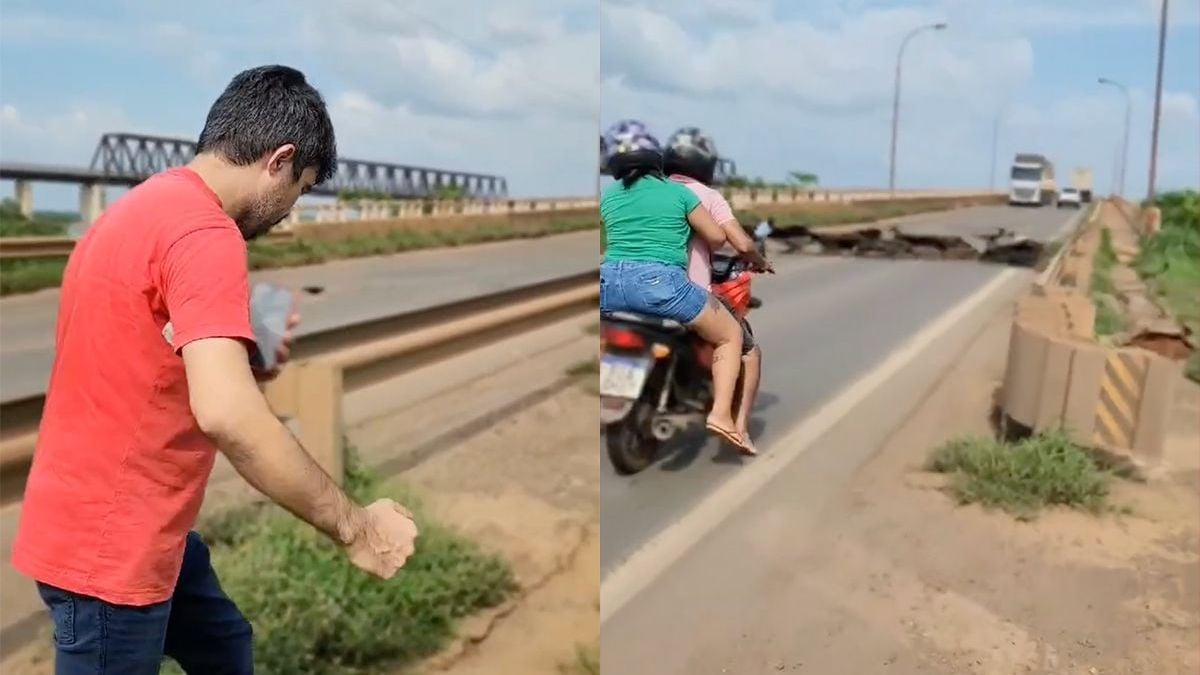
[253,311,300,382]
[249,283,300,382]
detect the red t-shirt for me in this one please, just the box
[11,167,256,605]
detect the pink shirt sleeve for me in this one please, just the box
[671,175,726,290]
[705,190,735,225]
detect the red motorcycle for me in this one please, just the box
[599,253,758,474]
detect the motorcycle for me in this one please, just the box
[599,253,760,475]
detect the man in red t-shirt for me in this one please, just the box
[12,65,418,674]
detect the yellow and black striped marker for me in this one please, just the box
[1093,351,1147,449]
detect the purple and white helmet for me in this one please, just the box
[602,119,661,174]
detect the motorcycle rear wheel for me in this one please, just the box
[605,400,660,475]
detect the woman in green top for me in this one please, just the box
[600,129,748,451]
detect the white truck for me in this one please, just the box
[1009,153,1056,206]
[1070,167,1094,203]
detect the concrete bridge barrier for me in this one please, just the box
[1000,201,1183,472]
[1002,315,1180,468]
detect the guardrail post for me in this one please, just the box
[263,366,300,419]
[294,361,345,484]
[15,180,33,218]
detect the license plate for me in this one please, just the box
[599,354,651,399]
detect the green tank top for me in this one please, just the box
[600,176,701,268]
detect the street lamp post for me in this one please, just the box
[888,21,947,195]
[989,108,1006,192]
[1147,0,1169,201]
[1098,77,1131,198]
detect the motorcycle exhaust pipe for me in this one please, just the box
[650,414,689,442]
[650,418,675,441]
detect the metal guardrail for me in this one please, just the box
[0,237,77,260]
[0,271,598,498]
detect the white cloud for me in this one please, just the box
[1162,90,1200,121]
[948,0,1200,34]
[149,22,225,82]
[486,7,567,45]
[297,0,595,120]
[327,89,594,197]
[287,0,598,195]
[0,102,137,164]
[0,1,599,199]
[648,0,775,25]
[602,2,1032,116]
[600,1,1198,193]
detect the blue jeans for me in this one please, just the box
[36,531,253,674]
[600,260,709,324]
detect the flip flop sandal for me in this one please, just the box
[737,436,759,457]
[706,421,750,452]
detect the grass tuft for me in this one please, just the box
[171,449,516,674]
[927,430,1115,521]
[1090,226,1126,337]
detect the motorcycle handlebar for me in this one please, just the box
[713,253,773,275]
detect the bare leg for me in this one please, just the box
[687,296,743,436]
[735,346,762,455]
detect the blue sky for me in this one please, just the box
[1,0,1195,212]
[602,0,1199,195]
[0,0,598,209]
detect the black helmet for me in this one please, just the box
[664,127,719,185]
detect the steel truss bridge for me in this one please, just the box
[0,133,509,200]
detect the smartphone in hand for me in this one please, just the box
[248,282,295,372]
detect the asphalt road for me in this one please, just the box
[0,230,598,403]
[885,203,1083,239]
[599,205,1076,577]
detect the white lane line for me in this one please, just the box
[600,264,1022,624]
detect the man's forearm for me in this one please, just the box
[721,221,768,263]
[209,409,365,545]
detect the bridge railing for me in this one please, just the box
[291,195,599,224]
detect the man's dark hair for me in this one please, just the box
[197,65,338,184]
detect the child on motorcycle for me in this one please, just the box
[600,120,749,451]
[664,127,773,455]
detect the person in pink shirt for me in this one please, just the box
[664,127,772,455]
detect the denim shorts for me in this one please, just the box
[600,260,709,324]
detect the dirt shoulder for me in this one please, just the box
[405,377,599,674]
[802,307,1199,674]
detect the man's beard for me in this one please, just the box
[238,195,289,241]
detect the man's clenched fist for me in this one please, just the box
[343,498,419,579]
